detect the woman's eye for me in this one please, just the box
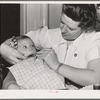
[60,20,64,24]
[68,27,73,31]
[68,27,75,31]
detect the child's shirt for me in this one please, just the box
[9,57,66,89]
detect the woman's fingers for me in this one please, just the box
[12,53,27,64]
[7,49,26,64]
[4,56,22,65]
[13,50,26,59]
[36,48,52,59]
[36,48,59,70]
[10,57,22,64]
[37,48,51,54]
[37,48,52,54]
[9,36,18,49]
[1,43,26,64]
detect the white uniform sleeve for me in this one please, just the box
[86,40,100,62]
[26,26,49,50]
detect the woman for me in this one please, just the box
[1,4,100,89]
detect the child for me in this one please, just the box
[7,35,66,89]
[9,35,37,58]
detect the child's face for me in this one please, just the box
[17,38,36,57]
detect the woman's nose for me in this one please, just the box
[61,25,67,33]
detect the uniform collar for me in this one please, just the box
[59,33,85,47]
[59,30,97,48]
[59,36,67,45]
[73,32,85,48]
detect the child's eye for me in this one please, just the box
[31,45,35,47]
[23,46,27,49]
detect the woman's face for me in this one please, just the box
[60,13,83,41]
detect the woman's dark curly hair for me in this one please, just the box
[62,4,97,32]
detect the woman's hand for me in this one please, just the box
[0,43,26,64]
[36,48,60,71]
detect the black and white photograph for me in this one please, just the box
[0,1,100,99]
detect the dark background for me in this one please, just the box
[0,4,20,83]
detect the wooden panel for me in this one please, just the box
[27,4,41,32]
[0,4,20,80]
[48,4,62,29]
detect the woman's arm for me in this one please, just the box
[57,58,100,86]
[2,71,21,89]
[36,49,100,86]
[0,27,49,64]
[0,38,26,64]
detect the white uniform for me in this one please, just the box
[26,26,100,89]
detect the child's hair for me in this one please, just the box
[9,35,33,49]
[15,35,32,42]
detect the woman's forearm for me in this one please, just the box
[2,71,16,89]
[2,38,11,46]
[58,64,98,86]
[0,38,11,54]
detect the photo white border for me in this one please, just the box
[1,1,100,99]
[1,90,100,99]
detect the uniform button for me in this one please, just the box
[74,53,77,57]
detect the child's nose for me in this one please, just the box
[28,47,32,51]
